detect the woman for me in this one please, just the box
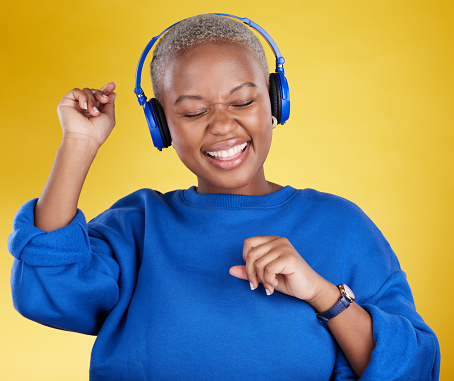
[8,14,440,380]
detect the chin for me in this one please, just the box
[197,165,266,195]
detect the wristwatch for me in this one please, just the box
[316,284,355,324]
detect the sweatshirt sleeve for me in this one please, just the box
[359,271,440,380]
[7,199,121,335]
[331,272,440,381]
[325,196,441,380]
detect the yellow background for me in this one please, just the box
[1,0,452,379]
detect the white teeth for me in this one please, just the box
[206,142,247,159]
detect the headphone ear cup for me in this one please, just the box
[143,99,164,150]
[269,73,282,124]
[150,98,172,149]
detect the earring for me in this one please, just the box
[271,116,278,129]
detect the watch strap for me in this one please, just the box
[316,295,352,324]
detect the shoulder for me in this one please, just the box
[292,188,372,226]
[298,188,391,246]
[88,188,184,227]
[293,188,401,283]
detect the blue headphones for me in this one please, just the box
[134,13,290,151]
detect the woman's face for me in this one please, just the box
[160,42,273,195]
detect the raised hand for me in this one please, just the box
[57,82,116,149]
[34,82,117,232]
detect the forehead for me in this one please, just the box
[161,42,268,102]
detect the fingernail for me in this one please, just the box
[102,93,108,98]
[83,102,88,110]
[250,282,256,291]
[266,289,271,296]
[93,107,99,113]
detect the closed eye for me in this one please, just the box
[183,111,207,119]
[232,99,254,108]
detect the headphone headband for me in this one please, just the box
[134,13,286,98]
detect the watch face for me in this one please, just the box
[342,284,355,301]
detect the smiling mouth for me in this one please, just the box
[205,142,248,160]
[203,141,250,170]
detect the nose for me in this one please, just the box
[207,105,238,136]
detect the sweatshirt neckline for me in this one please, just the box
[181,185,297,209]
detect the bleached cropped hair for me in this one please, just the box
[150,14,269,101]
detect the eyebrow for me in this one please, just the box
[230,82,257,94]
[174,82,258,106]
[174,94,203,105]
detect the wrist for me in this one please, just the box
[60,133,100,160]
[306,279,340,313]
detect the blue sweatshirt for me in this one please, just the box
[8,186,440,380]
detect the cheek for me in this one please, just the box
[253,106,274,151]
[260,127,273,158]
[168,123,203,167]
[167,115,188,148]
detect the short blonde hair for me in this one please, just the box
[150,14,269,101]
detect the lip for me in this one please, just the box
[203,137,249,152]
[203,140,250,170]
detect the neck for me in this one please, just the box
[196,169,282,196]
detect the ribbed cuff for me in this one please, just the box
[7,199,91,266]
